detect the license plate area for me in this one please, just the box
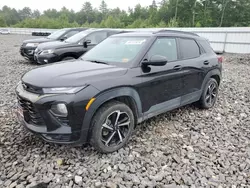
[16,105,24,121]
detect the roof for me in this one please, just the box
[113,29,202,39]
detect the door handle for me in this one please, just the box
[203,60,210,65]
[173,65,182,70]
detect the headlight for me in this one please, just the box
[26,43,39,47]
[42,86,88,94]
[41,49,54,55]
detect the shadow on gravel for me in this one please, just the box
[1,102,203,159]
[18,60,38,66]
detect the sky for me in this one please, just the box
[0,0,157,12]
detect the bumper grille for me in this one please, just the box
[17,96,44,125]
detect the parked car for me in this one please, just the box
[20,28,86,61]
[16,30,222,153]
[33,28,128,64]
[0,29,10,34]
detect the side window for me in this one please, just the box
[64,31,79,38]
[147,38,177,62]
[85,32,108,45]
[179,38,200,59]
[199,39,214,53]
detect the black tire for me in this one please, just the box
[61,56,75,61]
[199,78,219,109]
[90,101,135,153]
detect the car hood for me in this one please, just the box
[22,60,128,88]
[37,41,78,50]
[23,37,55,44]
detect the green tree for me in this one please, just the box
[0,16,7,27]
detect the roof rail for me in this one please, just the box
[155,29,199,36]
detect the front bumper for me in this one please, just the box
[34,53,60,64]
[20,46,36,61]
[15,83,99,144]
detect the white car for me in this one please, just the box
[0,29,10,34]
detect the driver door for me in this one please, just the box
[138,37,184,116]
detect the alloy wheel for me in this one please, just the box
[101,110,130,147]
[205,82,217,106]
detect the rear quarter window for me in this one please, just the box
[199,39,214,53]
[179,38,200,59]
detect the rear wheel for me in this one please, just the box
[199,78,219,109]
[90,101,135,153]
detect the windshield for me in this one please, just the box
[65,29,94,43]
[81,36,148,64]
[47,29,67,39]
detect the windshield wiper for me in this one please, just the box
[86,60,108,65]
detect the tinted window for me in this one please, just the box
[85,31,108,45]
[179,38,200,59]
[148,38,177,61]
[65,29,95,43]
[199,39,214,53]
[47,29,67,39]
[64,30,79,38]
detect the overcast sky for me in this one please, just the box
[0,0,157,12]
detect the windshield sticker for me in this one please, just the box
[125,39,146,45]
[122,58,129,63]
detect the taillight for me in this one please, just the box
[217,56,223,63]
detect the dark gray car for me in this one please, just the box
[20,28,86,61]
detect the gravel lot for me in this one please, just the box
[0,35,249,188]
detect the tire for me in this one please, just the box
[90,101,135,153]
[61,56,75,61]
[198,78,219,109]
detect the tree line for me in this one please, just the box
[0,0,249,29]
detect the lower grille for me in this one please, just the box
[17,96,44,125]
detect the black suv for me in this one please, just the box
[16,30,222,153]
[20,28,86,61]
[33,29,127,64]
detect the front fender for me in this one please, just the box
[80,87,143,143]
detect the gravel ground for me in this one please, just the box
[0,35,250,188]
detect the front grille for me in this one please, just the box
[17,96,44,125]
[22,82,43,94]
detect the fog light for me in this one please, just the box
[50,103,68,117]
[44,59,48,63]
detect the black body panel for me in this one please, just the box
[16,30,222,144]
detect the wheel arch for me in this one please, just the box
[60,52,78,60]
[80,87,143,143]
[201,69,221,91]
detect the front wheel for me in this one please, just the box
[199,78,219,109]
[61,56,75,61]
[90,101,135,153]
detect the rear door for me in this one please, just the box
[178,37,207,105]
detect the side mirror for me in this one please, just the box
[60,36,67,41]
[142,55,167,66]
[83,40,91,48]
